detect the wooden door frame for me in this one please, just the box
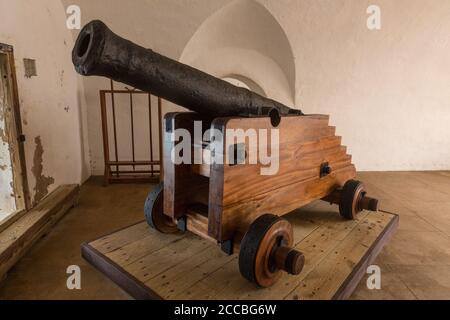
[0,43,30,231]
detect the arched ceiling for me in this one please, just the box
[180,0,296,105]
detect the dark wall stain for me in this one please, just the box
[31,136,54,205]
[60,69,64,87]
[22,108,28,126]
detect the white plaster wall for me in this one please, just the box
[64,0,450,173]
[0,0,89,205]
[261,0,450,170]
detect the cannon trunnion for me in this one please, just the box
[73,20,379,288]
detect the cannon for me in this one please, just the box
[73,20,379,288]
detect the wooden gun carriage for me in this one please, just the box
[73,20,379,287]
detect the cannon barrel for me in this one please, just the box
[72,20,303,120]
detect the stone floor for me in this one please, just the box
[0,172,449,300]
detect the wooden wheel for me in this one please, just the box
[239,214,305,288]
[144,182,178,233]
[339,179,378,220]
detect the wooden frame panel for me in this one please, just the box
[0,43,30,230]
[99,83,163,185]
[208,115,356,241]
[163,112,210,219]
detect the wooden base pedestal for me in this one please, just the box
[82,207,398,300]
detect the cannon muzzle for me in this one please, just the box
[72,20,303,120]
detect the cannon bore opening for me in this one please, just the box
[77,32,91,58]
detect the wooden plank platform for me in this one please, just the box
[82,204,398,300]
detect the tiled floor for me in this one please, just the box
[351,172,450,300]
[0,172,449,300]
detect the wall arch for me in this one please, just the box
[180,0,296,106]
[222,74,266,97]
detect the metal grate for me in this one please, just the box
[100,80,163,185]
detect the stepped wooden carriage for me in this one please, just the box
[73,20,379,287]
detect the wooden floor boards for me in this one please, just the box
[2,172,449,300]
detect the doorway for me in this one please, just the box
[0,43,29,226]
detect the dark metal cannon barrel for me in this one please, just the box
[72,20,303,120]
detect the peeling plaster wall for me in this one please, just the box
[67,0,449,173]
[0,54,16,218]
[31,136,55,204]
[0,0,89,205]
